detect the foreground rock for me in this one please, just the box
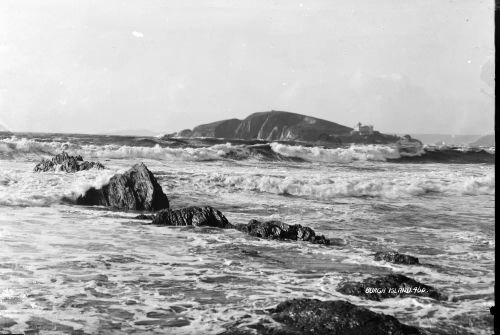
[337,274,444,301]
[34,152,104,172]
[374,251,419,265]
[76,163,169,211]
[265,298,421,335]
[235,219,330,245]
[152,206,233,228]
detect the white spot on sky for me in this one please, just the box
[132,31,144,38]
[467,60,472,64]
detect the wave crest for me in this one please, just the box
[270,143,404,163]
[198,172,495,199]
[0,136,493,164]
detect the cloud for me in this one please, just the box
[131,31,144,38]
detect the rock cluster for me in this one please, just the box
[219,298,422,335]
[151,206,233,228]
[337,273,444,301]
[34,152,104,172]
[136,209,331,245]
[71,160,330,245]
[235,219,330,245]
[76,163,169,211]
[267,298,422,335]
[374,251,420,265]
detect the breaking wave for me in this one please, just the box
[0,136,494,164]
[0,167,116,207]
[198,172,495,199]
[270,143,403,162]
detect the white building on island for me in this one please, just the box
[350,122,374,135]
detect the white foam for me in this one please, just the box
[0,137,248,162]
[270,143,403,163]
[196,171,495,199]
[0,161,117,207]
[0,136,77,160]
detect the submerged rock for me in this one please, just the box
[34,152,104,172]
[76,163,169,211]
[152,206,233,228]
[265,298,422,335]
[337,273,444,301]
[235,219,330,245]
[374,251,420,265]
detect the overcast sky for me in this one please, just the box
[0,0,495,135]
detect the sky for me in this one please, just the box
[0,0,495,135]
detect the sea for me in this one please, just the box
[0,133,495,335]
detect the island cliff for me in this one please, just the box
[169,110,405,146]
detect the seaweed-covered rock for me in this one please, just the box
[374,251,419,265]
[76,163,169,211]
[235,219,330,245]
[152,206,233,228]
[337,273,444,301]
[267,298,422,335]
[34,152,104,172]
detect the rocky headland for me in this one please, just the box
[166,110,410,146]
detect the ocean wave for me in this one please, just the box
[0,137,78,160]
[0,167,116,207]
[0,137,411,163]
[0,136,494,164]
[0,137,294,162]
[270,143,404,163]
[198,172,495,199]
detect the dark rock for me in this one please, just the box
[76,163,169,211]
[374,251,420,265]
[266,298,422,335]
[135,214,155,220]
[34,152,104,172]
[152,206,232,228]
[235,219,330,245]
[337,273,444,301]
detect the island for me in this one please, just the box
[164,110,419,147]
